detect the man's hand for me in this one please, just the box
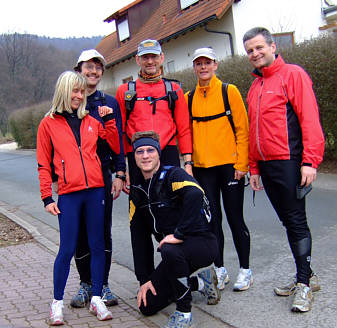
[45,202,60,216]
[98,106,113,117]
[158,234,183,249]
[234,169,247,180]
[184,164,193,177]
[112,177,123,200]
[300,166,317,186]
[250,174,263,191]
[122,171,130,195]
[137,281,157,308]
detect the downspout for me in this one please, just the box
[204,25,234,57]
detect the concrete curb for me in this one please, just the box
[0,203,232,328]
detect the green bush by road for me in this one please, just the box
[9,35,337,160]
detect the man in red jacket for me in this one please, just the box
[115,39,192,189]
[243,27,325,313]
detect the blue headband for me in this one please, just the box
[133,137,161,156]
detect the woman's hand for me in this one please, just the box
[45,202,60,216]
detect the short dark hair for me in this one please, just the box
[74,57,104,73]
[131,131,160,144]
[243,27,274,45]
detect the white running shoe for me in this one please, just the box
[89,296,113,321]
[233,268,253,291]
[215,266,230,290]
[48,299,64,326]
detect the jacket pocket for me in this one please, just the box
[61,160,67,184]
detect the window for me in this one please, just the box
[167,60,175,73]
[272,32,294,49]
[180,0,199,10]
[117,19,130,42]
[123,76,133,83]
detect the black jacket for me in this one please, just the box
[129,165,211,285]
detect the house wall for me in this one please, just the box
[232,0,326,54]
[161,8,234,73]
[101,0,328,89]
[101,8,235,89]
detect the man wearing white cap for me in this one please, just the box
[115,39,192,190]
[67,49,126,308]
[185,47,253,292]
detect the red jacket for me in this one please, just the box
[37,113,120,200]
[247,55,325,175]
[116,79,192,154]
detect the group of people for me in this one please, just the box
[36,26,325,327]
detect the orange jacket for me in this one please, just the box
[185,75,249,171]
[116,79,192,154]
[37,113,120,200]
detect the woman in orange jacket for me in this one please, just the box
[37,71,120,325]
[185,48,252,292]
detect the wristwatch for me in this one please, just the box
[115,173,126,181]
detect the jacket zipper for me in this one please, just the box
[78,146,89,188]
[133,181,160,235]
[61,160,67,184]
[256,80,265,160]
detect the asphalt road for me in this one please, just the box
[0,149,337,327]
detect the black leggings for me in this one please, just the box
[259,160,312,285]
[74,168,113,285]
[139,233,218,315]
[193,164,250,269]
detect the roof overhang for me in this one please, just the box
[105,15,217,68]
[104,0,143,22]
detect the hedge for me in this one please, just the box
[9,35,337,159]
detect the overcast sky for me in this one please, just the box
[0,0,134,38]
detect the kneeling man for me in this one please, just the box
[130,131,220,328]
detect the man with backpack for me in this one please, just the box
[185,47,252,292]
[115,39,192,188]
[68,49,126,308]
[130,130,219,328]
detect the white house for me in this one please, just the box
[96,0,337,90]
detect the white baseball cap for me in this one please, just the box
[192,47,217,62]
[75,49,106,69]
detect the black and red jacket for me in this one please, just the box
[37,112,120,202]
[247,55,325,175]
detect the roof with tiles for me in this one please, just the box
[96,0,234,67]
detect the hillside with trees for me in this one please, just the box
[0,33,102,136]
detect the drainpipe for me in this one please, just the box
[204,25,234,57]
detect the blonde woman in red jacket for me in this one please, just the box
[37,71,120,325]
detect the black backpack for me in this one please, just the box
[187,83,236,138]
[124,78,180,121]
[155,166,211,223]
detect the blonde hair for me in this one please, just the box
[47,71,88,119]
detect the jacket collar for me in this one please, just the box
[251,54,285,78]
[196,74,219,91]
